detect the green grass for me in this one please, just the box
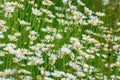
[0,0,120,80]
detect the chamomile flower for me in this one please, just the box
[96,12,105,17]
[44,18,53,23]
[14,31,21,37]
[32,8,42,16]
[0,72,5,77]
[54,33,63,39]
[51,71,63,78]
[76,71,85,77]
[36,43,45,49]
[5,7,14,13]
[102,0,109,5]
[4,69,17,76]
[18,69,31,75]
[8,35,18,41]
[42,0,54,6]
[62,0,68,4]
[17,48,27,55]
[77,0,85,6]
[19,20,30,26]
[45,35,54,42]
[0,20,6,28]
[56,13,64,18]
[0,33,4,38]
[70,37,79,44]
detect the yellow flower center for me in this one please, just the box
[7,71,12,75]
[45,0,51,6]
[90,20,95,25]
[47,37,52,41]
[7,9,12,13]
[73,66,78,70]
[55,35,60,39]
[20,50,25,54]
[78,73,83,77]
[38,45,43,49]
[1,24,5,27]
[0,72,5,77]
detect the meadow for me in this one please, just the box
[0,0,120,80]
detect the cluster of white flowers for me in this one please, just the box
[0,0,119,80]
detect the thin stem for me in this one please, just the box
[4,0,6,10]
